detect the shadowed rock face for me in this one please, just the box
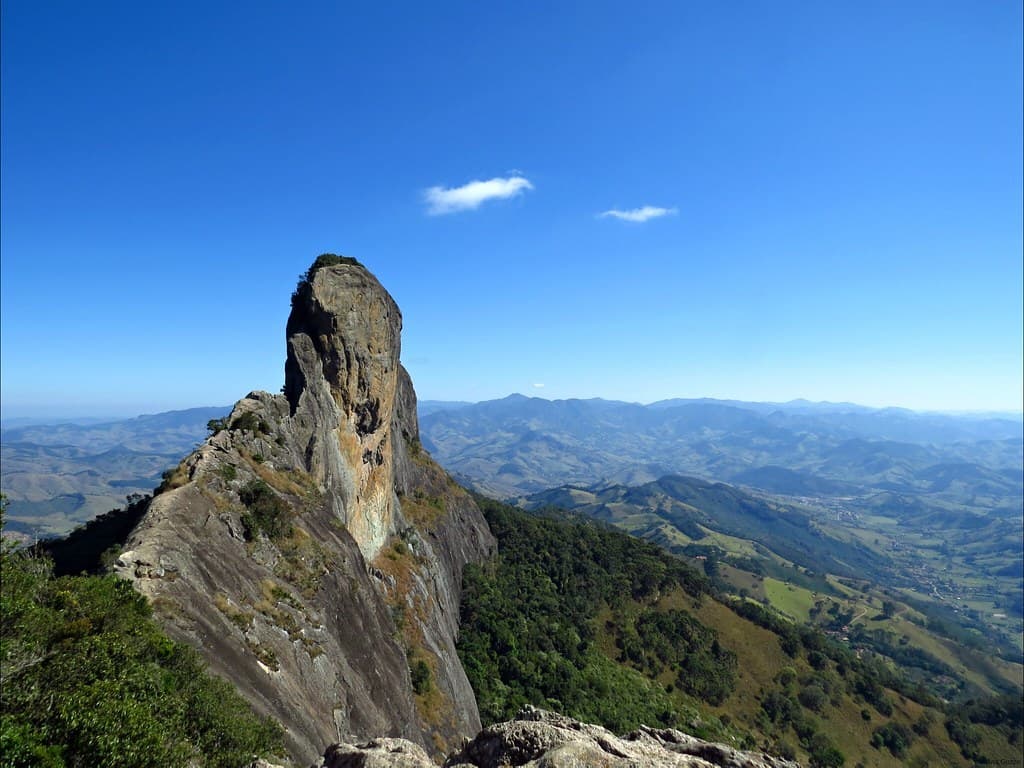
[116,260,495,764]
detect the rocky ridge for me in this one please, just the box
[115,258,495,763]
[315,707,800,767]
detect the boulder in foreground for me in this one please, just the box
[318,707,800,768]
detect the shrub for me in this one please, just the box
[206,418,228,436]
[238,481,292,540]
[871,722,913,757]
[912,711,935,736]
[807,650,829,670]
[776,666,798,688]
[945,716,982,760]
[410,658,432,695]
[807,732,845,768]
[291,254,362,306]
[799,683,829,712]
[229,412,266,434]
[761,689,799,726]
[0,518,284,767]
[303,253,359,281]
[772,739,797,761]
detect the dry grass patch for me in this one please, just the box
[196,481,238,513]
[247,638,279,671]
[251,462,316,498]
[373,538,459,735]
[274,525,330,597]
[157,462,190,493]
[213,592,255,630]
[402,491,446,529]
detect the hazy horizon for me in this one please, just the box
[3,391,1022,425]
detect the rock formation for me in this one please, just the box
[116,257,495,764]
[316,707,800,768]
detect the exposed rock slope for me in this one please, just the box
[116,258,495,763]
[318,707,800,767]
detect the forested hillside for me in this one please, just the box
[458,496,1023,768]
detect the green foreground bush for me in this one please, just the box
[1,508,283,768]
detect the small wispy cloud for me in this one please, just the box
[424,175,533,215]
[599,205,677,223]
[532,382,545,389]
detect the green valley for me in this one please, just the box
[523,475,1022,704]
[457,496,1023,767]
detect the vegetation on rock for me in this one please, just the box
[0,502,283,768]
[238,480,293,540]
[291,253,362,306]
[229,411,268,434]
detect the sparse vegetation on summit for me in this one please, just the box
[291,253,362,305]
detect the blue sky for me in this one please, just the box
[2,1,1021,417]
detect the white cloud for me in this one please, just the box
[532,382,545,389]
[424,175,533,215]
[599,205,677,223]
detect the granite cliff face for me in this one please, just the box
[116,258,495,763]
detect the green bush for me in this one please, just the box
[798,683,829,712]
[238,481,292,541]
[624,608,736,705]
[776,666,798,688]
[206,418,228,436]
[807,650,828,670]
[0,510,284,767]
[945,716,982,760]
[761,689,799,726]
[229,412,266,434]
[291,254,362,306]
[410,659,432,695]
[772,738,797,761]
[912,710,935,735]
[304,253,359,279]
[871,721,913,757]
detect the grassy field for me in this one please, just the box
[763,578,815,622]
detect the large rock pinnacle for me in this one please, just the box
[115,255,495,764]
[284,261,405,560]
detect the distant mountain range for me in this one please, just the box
[5,394,1022,541]
[419,394,1023,663]
[419,394,1023,500]
[1,406,230,536]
